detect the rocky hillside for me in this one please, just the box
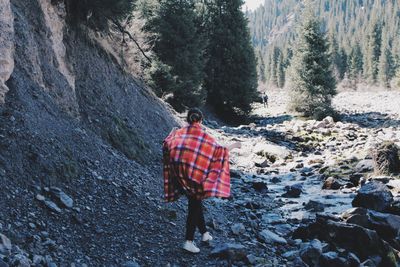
[0,0,188,266]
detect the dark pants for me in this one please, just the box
[185,196,207,241]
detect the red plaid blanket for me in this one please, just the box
[163,123,230,202]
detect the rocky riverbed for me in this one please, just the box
[201,90,400,266]
[1,90,400,266]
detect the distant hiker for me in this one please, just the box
[262,92,269,108]
[162,108,241,253]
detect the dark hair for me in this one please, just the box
[187,108,203,124]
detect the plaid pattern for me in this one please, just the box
[163,123,230,202]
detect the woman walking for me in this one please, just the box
[163,108,241,253]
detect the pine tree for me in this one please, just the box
[147,0,206,111]
[348,44,363,81]
[378,30,395,88]
[364,20,382,83]
[277,52,285,88]
[269,46,280,87]
[338,48,348,79]
[287,10,336,119]
[204,0,258,117]
[257,50,267,83]
[328,33,341,80]
[246,0,400,87]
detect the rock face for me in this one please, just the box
[352,181,393,212]
[0,0,14,102]
[36,0,78,116]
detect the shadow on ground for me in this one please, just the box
[340,112,400,129]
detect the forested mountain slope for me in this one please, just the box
[247,0,400,88]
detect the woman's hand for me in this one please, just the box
[169,127,178,135]
[227,141,242,151]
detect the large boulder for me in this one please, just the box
[293,216,400,266]
[352,181,393,212]
[342,207,400,242]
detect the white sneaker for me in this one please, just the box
[183,241,200,253]
[201,232,213,242]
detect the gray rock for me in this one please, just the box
[355,159,374,173]
[36,194,45,201]
[304,200,325,212]
[261,213,284,224]
[246,254,263,265]
[322,177,342,190]
[360,259,377,267]
[282,250,299,260]
[32,255,45,265]
[121,260,140,267]
[350,173,363,186]
[10,254,30,267]
[231,223,246,235]
[255,159,270,168]
[299,239,323,266]
[44,200,62,213]
[319,252,348,267]
[50,187,74,208]
[0,259,8,267]
[0,234,11,254]
[210,243,247,262]
[352,181,393,212]
[347,252,361,266]
[258,229,287,245]
[251,180,268,193]
[282,183,302,198]
[270,177,281,184]
[292,257,308,267]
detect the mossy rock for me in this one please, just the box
[107,116,149,162]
